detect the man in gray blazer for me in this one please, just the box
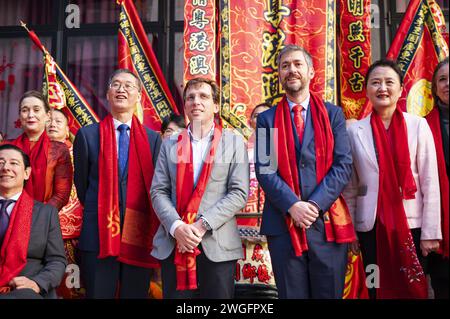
[0,144,66,299]
[151,78,249,299]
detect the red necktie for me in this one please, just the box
[292,105,305,144]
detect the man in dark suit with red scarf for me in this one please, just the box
[255,45,355,299]
[73,69,161,298]
[0,144,66,299]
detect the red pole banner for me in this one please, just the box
[22,22,99,136]
[339,0,372,120]
[118,0,179,131]
[184,0,216,83]
[359,0,449,119]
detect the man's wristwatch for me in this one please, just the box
[200,217,212,231]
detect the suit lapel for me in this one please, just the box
[357,116,379,171]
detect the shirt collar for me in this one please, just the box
[287,94,310,112]
[113,118,133,130]
[0,191,22,201]
[187,123,215,142]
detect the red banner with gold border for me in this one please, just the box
[339,0,372,119]
[359,0,449,119]
[118,0,179,131]
[219,0,336,138]
[22,22,99,136]
[184,0,216,83]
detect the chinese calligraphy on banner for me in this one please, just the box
[339,0,372,119]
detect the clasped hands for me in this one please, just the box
[9,276,40,294]
[288,201,320,229]
[174,219,207,254]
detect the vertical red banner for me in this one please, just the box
[184,0,216,83]
[339,0,372,119]
[118,0,179,131]
[359,0,449,119]
[220,0,337,138]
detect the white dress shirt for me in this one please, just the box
[169,123,215,237]
[0,191,22,217]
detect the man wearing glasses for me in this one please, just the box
[73,69,162,298]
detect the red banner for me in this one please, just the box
[359,0,449,119]
[219,0,337,138]
[22,22,99,136]
[118,0,179,131]
[339,0,372,119]
[343,251,369,299]
[184,0,216,83]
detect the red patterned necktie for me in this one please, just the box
[292,104,305,144]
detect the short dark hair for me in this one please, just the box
[250,102,271,118]
[0,143,31,169]
[365,59,404,87]
[161,114,186,133]
[18,90,50,113]
[277,44,314,68]
[183,78,220,105]
[108,69,142,91]
[432,56,449,103]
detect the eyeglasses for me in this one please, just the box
[109,82,138,91]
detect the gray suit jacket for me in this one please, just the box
[20,201,67,298]
[150,129,249,262]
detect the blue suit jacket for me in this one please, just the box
[73,122,161,252]
[255,100,352,236]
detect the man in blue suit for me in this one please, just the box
[74,69,161,298]
[255,45,353,299]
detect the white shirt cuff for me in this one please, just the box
[169,220,185,237]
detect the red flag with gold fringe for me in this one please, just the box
[21,21,100,136]
[117,0,179,131]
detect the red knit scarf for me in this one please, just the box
[0,191,34,293]
[370,108,427,299]
[174,125,222,290]
[11,132,49,202]
[426,107,449,258]
[98,114,159,268]
[274,94,355,257]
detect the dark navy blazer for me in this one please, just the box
[73,122,161,252]
[255,101,352,236]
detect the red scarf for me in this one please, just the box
[98,114,159,268]
[10,132,49,202]
[174,125,222,290]
[371,109,427,299]
[0,191,34,293]
[274,94,356,256]
[426,107,449,258]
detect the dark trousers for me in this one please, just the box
[80,250,151,299]
[0,288,43,299]
[358,227,425,299]
[428,252,449,299]
[267,217,348,299]
[160,245,237,299]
